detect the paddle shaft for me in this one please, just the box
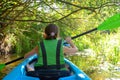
[2,14,120,67]
[71,28,97,39]
[3,28,97,66]
[5,57,24,65]
[2,26,118,66]
[4,28,97,65]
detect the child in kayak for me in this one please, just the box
[24,23,78,80]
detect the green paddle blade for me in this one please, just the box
[98,13,120,30]
[0,64,5,70]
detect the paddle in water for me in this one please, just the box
[0,13,120,70]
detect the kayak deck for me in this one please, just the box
[3,54,91,80]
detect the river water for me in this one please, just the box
[0,54,120,80]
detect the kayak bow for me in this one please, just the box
[3,54,91,80]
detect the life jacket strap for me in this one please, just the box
[56,39,62,69]
[40,41,47,68]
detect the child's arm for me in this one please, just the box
[63,37,78,55]
[24,46,38,58]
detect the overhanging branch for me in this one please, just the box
[58,0,119,12]
[4,8,81,23]
[58,0,96,12]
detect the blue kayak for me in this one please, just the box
[3,54,91,80]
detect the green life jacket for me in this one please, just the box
[35,39,66,70]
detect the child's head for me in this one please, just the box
[44,23,59,40]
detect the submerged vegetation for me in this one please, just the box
[0,0,120,80]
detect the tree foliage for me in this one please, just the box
[0,0,119,54]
